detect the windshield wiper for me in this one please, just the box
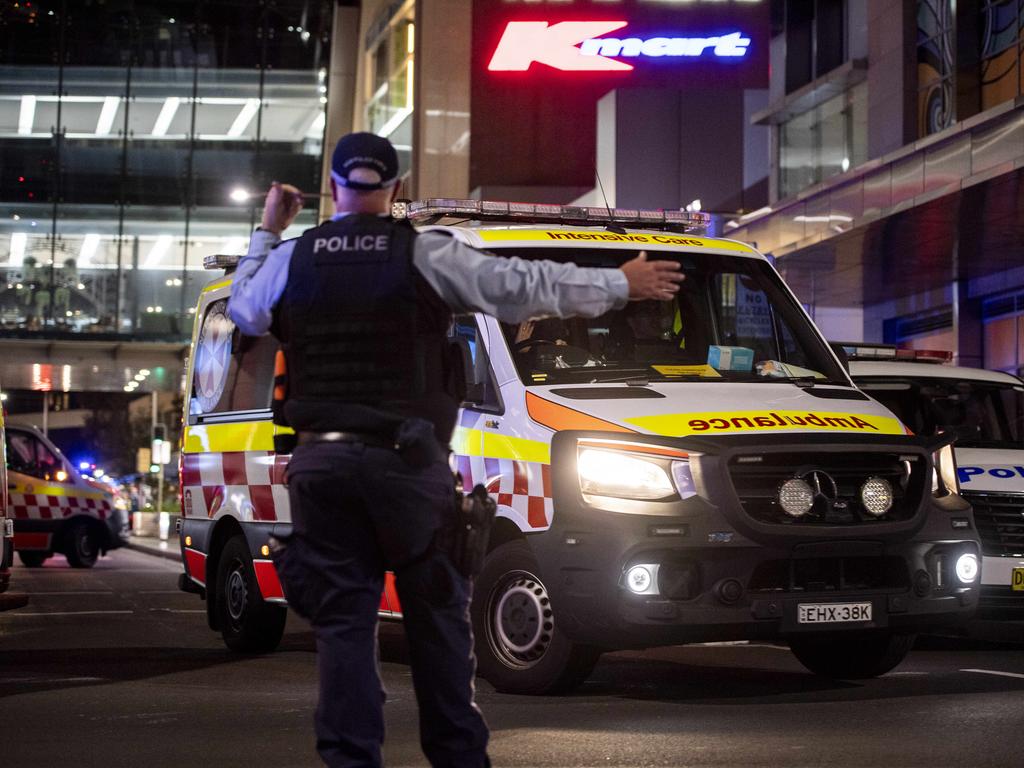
[780,376,852,389]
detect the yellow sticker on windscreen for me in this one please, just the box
[651,365,721,378]
[625,410,906,437]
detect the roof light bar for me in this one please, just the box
[838,342,953,364]
[394,198,710,233]
[204,253,240,271]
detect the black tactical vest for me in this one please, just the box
[273,214,459,442]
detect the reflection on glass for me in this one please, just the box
[0,1,332,338]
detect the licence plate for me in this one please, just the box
[797,602,873,625]
[1013,568,1024,592]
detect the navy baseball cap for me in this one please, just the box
[330,132,399,191]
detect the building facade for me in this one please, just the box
[0,0,332,392]
[727,0,1024,374]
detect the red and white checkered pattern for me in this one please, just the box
[181,450,289,522]
[9,489,113,520]
[452,453,553,530]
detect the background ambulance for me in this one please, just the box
[179,200,980,693]
[7,424,126,568]
[847,345,1024,620]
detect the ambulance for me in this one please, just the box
[6,424,126,568]
[179,199,980,693]
[846,345,1024,619]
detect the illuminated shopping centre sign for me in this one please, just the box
[488,20,751,72]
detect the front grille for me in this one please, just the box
[728,451,927,526]
[748,556,909,593]
[961,492,1024,556]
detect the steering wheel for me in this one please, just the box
[513,338,563,353]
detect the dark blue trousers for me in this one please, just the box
[275,441,490,768]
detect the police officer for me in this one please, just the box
[228,132,683,768]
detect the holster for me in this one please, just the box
[442,473,497,579]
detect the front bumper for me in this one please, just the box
[531,431,981,649]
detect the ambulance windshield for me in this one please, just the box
[497,247,848,386]
[856,377,1024,448]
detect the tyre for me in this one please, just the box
[65,520,99,568]
[18,551,49,568]
[789,631,916,679]
[472,540,600,695]
[215,534,286,653]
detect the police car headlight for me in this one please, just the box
[955,553,979,583]
[578,449,674,501]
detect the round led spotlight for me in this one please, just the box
[955,553,979,584]
[625,565,652,594]
[778,478,814,517]
[860,476,894,517]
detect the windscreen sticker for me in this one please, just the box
[958,465,1024,485]
[625,410,906,437]
[475,229,754,252]
[651,364,721,378]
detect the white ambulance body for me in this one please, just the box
[179,200,980,693]
[849,353,1024,617]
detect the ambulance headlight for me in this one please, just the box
[955,553,979,584]
[860,477,893,517]
[578,449,673,501]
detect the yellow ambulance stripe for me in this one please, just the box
[624,410,906,438]
[451,427,550,464]
[475,229,755,253]
[202,278,232,294]
[8,479,108,500]
[182,421,293,454]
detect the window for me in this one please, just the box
[778,83,867,199]
[980,0,1024,111]
[782,0,847,94]
[450,315,502,412]
[918,0,956,136]
[496,248,847,386]
[364,5,415,139]
[5,430,64,481]
[190,300,277,419]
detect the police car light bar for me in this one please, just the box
[393,198,711,233]
[838,342,953,364]
[204,253,240,271]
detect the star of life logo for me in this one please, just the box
[195,301,234,413]
[487,21,751,72]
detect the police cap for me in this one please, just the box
[330,132,399,191]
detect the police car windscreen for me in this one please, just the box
[496,248,847,386]
[856,377,1024,448]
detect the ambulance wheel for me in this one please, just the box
[18,551,49,568]
[216,535,286,653]
[472,540,600,695]
[789,631,916,679]
[65,520,99,568]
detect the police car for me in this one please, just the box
[846,345,1024,619]
[6,424,127,568]
[180,199,980,692]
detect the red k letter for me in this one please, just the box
[488,21,633,72]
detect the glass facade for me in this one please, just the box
[778,83,867,200]
[362,0,414,173]
[0,0,332,339]
[917,0,956,137]
[980,0,1024,111]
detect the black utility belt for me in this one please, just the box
[296,431,397,450]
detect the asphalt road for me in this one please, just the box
[2,548,1024,768]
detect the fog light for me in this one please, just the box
[626,565,653,594]
[778,478,814,517]
[860,476,893,516]
[955,553,979,583]
[184,535,192,547]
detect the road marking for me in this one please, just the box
[962,668,1024,680]
[147,608,206,614]
[1,676,105,684]
[29,591,115,596]
[4,610,134,617]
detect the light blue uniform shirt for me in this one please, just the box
[227,214,629,336]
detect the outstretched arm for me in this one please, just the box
[414,232,684,323]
